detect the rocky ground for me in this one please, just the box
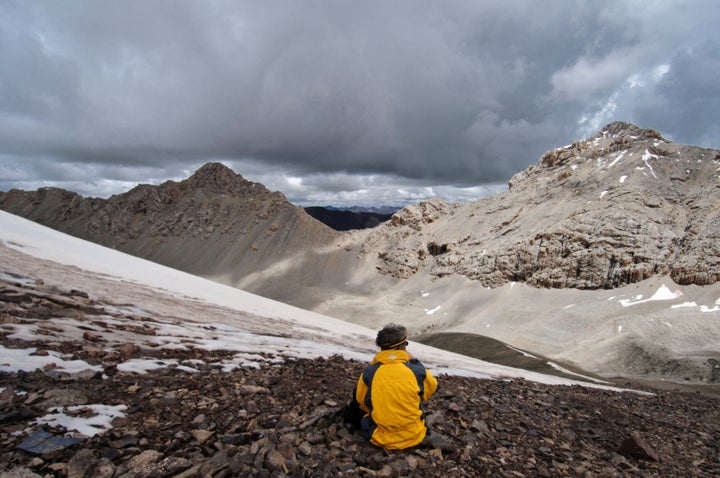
[2,344,720,477]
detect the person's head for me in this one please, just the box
[376,323,408,350]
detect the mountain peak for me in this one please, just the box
[185,162,260,195]
[192,161,237,176]
[532,122,669,171]
[596,121,665,141]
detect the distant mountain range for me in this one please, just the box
[320,205,400,214]
[303,206,394,231]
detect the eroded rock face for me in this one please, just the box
[368,122,720,289]
[389,199,449,230]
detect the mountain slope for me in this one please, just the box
[0,162,340,282]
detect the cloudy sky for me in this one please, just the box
[1,1,718,207]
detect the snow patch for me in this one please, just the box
[117,358,199,374]
[701,305,720,313]
[669,298,720,313]
[33,404,128,437]
[672,301,698,309]
[641,149,659,178]
[619,175,627,183]
[0,346,103,374]
[608,150,625,167]
[618,285,682,307]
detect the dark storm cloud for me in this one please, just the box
[636,42,720,147]
[1,0,718,203]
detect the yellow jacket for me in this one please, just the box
[355,349,438,449]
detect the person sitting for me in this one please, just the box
[346,323,438,450]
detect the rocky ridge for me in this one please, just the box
[0,163,339,281]
[1,275,720,477]
[370,122,720,289]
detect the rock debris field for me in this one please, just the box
[2,351,720,478]
[1,273,720,477]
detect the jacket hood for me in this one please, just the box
[371,349,411,365]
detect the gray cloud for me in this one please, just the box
[1,1,718,205]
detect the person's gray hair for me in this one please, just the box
[376,323,408,350]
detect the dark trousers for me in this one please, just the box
[343,389,365,430]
